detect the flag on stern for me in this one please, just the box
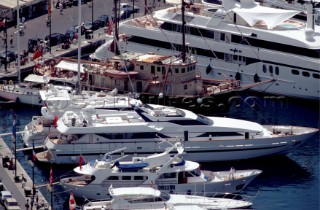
[1,19,6,27]
[53,115,59,128]
[32,149,37,162]
[69,191,76,210]
[12,114,17,142]
[79,155,84,170]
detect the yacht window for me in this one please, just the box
[196,114,214,125]
[168,68,172,75]
[157,67,161,72]
[114,80,120,85]
[162,67,166,74]
[184,85,187,90]
[108,176,119,180]
[134,176,145,180]
[302,71,310,77]
[151,66,155,74]
[175,68,179,73]
[263,65,267,73]
[160,172,176,179]
[313,73,320,79]
[220,33,225,41]
[269,66,273,74]
[187,168,201,177]
[291,69,299,75]
[140,65,144,70]
[275,67,279,75]
[122,176,131,180]
[182,68,185,73]
[233,55,238,60]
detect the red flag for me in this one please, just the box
[49,165,53,187]
[48,0,51,16]
[1,19,6,27]
[32,149,37,162]
[107,19,113,35]
[69,191,76,210]
[53,115,58,128]
[32,49,42,61]
[79,155,84,170]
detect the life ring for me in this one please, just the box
[8,80,13,85]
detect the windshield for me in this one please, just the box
[159,191,170,201]
[196,114,213,125]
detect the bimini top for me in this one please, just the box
[226,0,299,29]
[110,187,161,197]
[24,74,50,84]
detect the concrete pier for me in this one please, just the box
[0,137,51,210]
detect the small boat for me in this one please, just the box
[0,74,71,106]
[81,186,253,210]
[60,143,261,200]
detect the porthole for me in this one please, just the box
[275,67,279,75]
[263,65,267,73]
[302,71,310,77]
[291,69,299,75]
[312,73,320,79]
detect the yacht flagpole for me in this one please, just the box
[77,0,82,95]
[17,0,21,84]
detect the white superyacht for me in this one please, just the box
[35,103,319,164]
[92,0,320,100]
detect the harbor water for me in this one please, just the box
[0,93,318,210]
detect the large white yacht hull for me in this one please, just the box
[61,169,261,200]
[39,126,317,164]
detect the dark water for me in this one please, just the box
[0,94,319,210]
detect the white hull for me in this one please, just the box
[39,126,317,164]
[0,88,43,106]
[62,169,260,200]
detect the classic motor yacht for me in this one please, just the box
[60,143,262,200]
[91,0,320,100]
[81,186,253,210]
[35,103,319,164]
[21,85,141,147]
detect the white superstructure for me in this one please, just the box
[60,143,261,200]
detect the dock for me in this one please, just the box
[0,27,106,80]
[0,137,51,209]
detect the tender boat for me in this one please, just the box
[60,143,262,200]
[35,103,319,164]
[0,74,71,106]
[81,186,253,210]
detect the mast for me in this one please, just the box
[181,0,186,63]
[76,0,82,94]
[114,0,120,55]
[17,0,21,84]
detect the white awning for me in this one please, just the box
[0,0,35,9]
[24,74,50,84]
[55,60,85,73]
[232,6,299,29]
